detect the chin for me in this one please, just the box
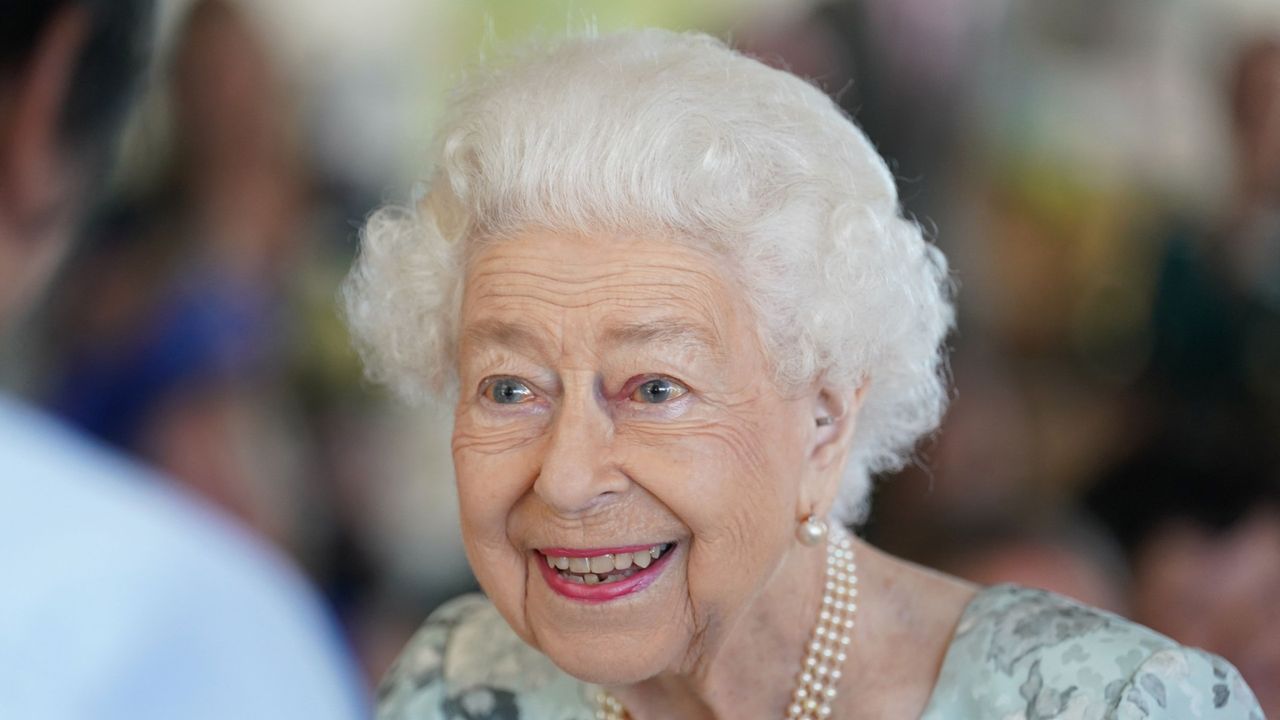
[538,631,679,686]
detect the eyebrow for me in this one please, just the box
[600,319,722,357]
[461,319,553,357]
[461,317,723,359]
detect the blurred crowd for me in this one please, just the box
[3,0,1277,715]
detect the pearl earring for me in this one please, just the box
[797,514,828,546]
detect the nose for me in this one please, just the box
[533,377,626,515]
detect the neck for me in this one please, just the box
[611,528,841,719]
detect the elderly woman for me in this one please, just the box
[344,30,1261,720]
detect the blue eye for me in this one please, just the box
[630,378,688,404]
[485,377,534,404]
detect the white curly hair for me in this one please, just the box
[341,28,954,523]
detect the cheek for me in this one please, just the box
[452,419,541,536]
[622,412,804,615]
[452,418,544,632]
[622,417,780,523]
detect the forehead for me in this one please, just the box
[459,230,742,354]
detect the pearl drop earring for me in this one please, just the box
[797,514,828,546]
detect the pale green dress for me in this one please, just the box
[376,585,1264,719]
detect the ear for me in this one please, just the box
[797,379,868,518]
[0,5,90,232]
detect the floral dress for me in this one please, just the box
[376,585,1264,719]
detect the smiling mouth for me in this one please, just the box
[539,543,675,586]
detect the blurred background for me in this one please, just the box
[1,0,1277,713]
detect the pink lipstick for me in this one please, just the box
[536,543,676,603]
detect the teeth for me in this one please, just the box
[542,543,671,580]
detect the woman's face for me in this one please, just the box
[452,229,820,683]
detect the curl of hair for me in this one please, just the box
[341,29,954,523]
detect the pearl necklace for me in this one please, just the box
[595,528,858,720]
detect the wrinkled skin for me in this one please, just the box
[451,228,973,718]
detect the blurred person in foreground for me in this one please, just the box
[344,30,1262,719]
[0,1,366,717]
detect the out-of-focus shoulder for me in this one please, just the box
[1113,645,1263,720]
[377,595,595,720]
[921,585,1263,719]
[376,595,493,711]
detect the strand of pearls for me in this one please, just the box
[594,528,857,720]
[596,690,627,720]
[789,527,856,718]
